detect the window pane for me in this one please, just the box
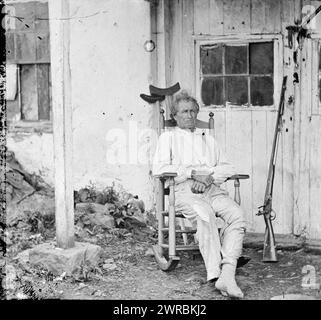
[36,32,50,62]
[15,32,36,62]
[225,45,247,74]
[200,45,222,74]
[35,2,49,31]
[201,78,223,106]
[14,2,36,31]
[6,33,15,61]
[226,76,248,105]
[37,64,51,120]
[6,100,20,121]
[250,76,274,106]
[250,42,273,74]
[21,64,38,120]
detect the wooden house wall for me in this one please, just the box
[156,0,321,238]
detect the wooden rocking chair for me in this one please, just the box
[152,108,249,271]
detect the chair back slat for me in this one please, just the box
[164,119,177,127]
[160,108,165,131]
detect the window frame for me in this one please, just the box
[7,62,53,133]
[194,34,283,111]
[5,1,52,133]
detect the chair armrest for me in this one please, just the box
[154,172,178,179]
[226,174,249,205]
[227,174,250,180]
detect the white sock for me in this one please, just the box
[215,263,244,299]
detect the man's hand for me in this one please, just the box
[191,181,206,194]
[191,170,214,187]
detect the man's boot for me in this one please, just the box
[215,263,244,298]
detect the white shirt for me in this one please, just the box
[152,127,236,185]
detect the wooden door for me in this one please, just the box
[195,37,294,235]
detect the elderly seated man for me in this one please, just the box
[152,91,246,299]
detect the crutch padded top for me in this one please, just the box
[140,93,165,104]
[149,82,180,96]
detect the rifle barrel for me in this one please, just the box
[259,76,287,263]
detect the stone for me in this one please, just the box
[13,249,30,265]
[102,263,117,271]
[104,258,114,264]
[28,241,102,276]
[16,292,29,300]
[75,202,115,229]
[126,197,145,214]
[102,258,117,271]
[76,202,106,214]
[123,215,146,228]
[92,211,114,229]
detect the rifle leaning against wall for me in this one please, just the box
[257,76,287,262]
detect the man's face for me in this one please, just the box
[173,101,198,130]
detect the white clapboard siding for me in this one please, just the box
[251,110,269,232]
[309,115,321,239]
[309,39,321,239]
[266,109,284,234]
[223,0,251,35]
[296,37,321,240]
[226,109,253,227]
[209,0,224,36]
[194,0,210,35]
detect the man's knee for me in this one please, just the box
[229,206,247,231]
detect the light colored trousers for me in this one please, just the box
[174,180,247,281]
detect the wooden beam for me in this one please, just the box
[48,0,74,249]
[155,0,171,88]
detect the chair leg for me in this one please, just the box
[234,178,241,205]
[153,177,180,272]
[168,178,177,258]
[178,218,189,245]
[152,244,180,271]
[157,179,165,256]
[233,178,252,268]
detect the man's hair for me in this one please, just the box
[171,91,200,116]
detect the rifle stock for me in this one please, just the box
[258,76,288,262]
[263,214,278,262]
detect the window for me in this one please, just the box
[197,39,276,107]
[5,1,51,125]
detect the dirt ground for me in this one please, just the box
[4,226,321,300]
[2,192,321,301]
[57,245,321,300]
[3,154,321,301]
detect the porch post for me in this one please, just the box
[48,0,74,248]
